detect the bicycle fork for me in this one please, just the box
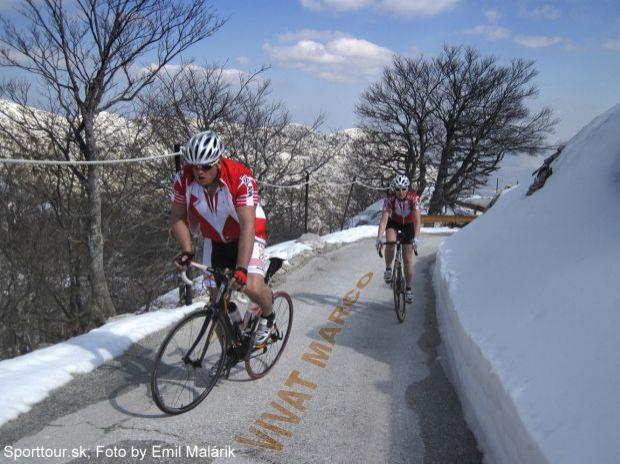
[182,309,214,367]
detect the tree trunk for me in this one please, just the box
[84,118,116,325]
[429,145,451,214]
[418,154,427,197]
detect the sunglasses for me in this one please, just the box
[396,188,408,192]
[191,163,217,171]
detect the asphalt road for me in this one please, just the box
[0,235,482,464]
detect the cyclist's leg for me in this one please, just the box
[385,227,397,268]
[243,238,272,316]
[402,223,415,289]
[403,244,414,287]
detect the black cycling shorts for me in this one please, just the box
[211,240,238,270]
[386,218,415,245]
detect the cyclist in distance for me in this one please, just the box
[376,174,422,304]
[170,130,275,344]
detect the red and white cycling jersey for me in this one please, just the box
[383,190,421,224]
[171,157,267,243]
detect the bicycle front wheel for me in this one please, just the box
[245,291,294,379]
[393,264,406,323]
[151,309,227,414]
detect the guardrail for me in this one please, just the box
[422,215,477,226]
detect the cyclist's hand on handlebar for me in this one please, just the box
[375,239,383,255]
[231,266,248,291]
[413,237,420,256]
[174,251,194,271]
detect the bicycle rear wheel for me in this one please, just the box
[151,309,227,414]
[393,262,406,323]
[245,291,294,379]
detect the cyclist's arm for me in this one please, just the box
[170,202,192,253]
[235,204,256,270]
[377,210,390,239]
[414,208,421,239]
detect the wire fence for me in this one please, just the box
[0,152,390,191]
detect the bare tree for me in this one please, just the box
[0,0,225,325]
[355,55,441,194]
[0,118,180,358]
[354,46,555,213]
[139,63,269,150]
[428,45,555,213]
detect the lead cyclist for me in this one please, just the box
[169,130,275,345]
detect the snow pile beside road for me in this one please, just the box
[433,103,620,463]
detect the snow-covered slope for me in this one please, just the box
[433,103,620,463]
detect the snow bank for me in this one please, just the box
[433,103,620,463]
[0,303,202,426]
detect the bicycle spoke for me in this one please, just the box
[245,292,293,379]
[151,310,227,414]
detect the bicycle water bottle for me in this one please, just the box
[242,306,261,333]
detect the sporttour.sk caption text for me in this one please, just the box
[2,444,236,461]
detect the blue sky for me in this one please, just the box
[185,0,620,143]
[2,0,620,143]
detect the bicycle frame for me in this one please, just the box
[179,265,242,367]
[180,262,281,373]
[393,242,403,288]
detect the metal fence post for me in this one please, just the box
[304,172,309,233]
[172,143,193,305]
[173,144,182,172]
[340,176,356,230]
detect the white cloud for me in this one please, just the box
[603,36,620,51]
[266,40,344,64]
[300,0,458,16]
[300,0,372,11]
[464,24,512,41]
[330,37,391,59]
[464,19,569,50]
[380,0,458,16]
[219,68,253,83]
[264,30,393,83]
[513,35,563,48]
[236,56,250,65]
[277,29,349,43]
[522,5,561,20]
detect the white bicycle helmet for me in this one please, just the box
[391,174,410,190]
[183,130,224,166]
